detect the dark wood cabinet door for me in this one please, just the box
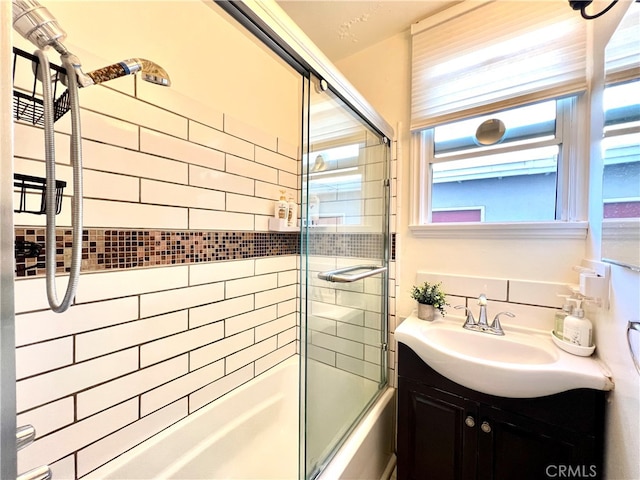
[476,405,600,480]
[398,378,477,480]
[397,343,605,480]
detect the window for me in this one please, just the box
[602,80,640,220]
[428,100,563,223]
[409,1,590,238]
[413,97,583,234]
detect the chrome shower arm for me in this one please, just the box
[59,53,94,88]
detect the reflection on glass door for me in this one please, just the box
[301,74,389,479]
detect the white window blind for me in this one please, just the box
[410,1,587,131]
[605,2,640,84]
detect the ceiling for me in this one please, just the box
[276,0,458,62]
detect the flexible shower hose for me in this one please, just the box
[35,50,83,313]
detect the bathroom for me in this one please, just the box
[1,1,638,480]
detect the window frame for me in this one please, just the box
[409,95,590,239]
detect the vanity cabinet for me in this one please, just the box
[397,343,606,480]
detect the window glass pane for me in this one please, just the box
[434,100,556,155]
[431,146,558,222]
[603,80,640,131]
[602,132,640,219]
[308,145,362,226]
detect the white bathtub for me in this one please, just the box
[87,355,395,480]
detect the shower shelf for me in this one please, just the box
[12,47,70,126]
[268,217,299,232]
[14,173,66,215]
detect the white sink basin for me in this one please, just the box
[423,326,558,365]
[395,315,614,398]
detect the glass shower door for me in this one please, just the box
[301,74,389,479]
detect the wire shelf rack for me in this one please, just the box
[12,47,69,215]
[14,173,66,215]
[12,47,70,126]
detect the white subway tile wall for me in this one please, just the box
[18,399,139,474]
[306,256,386,382]
[411,272,568,331]
[56,108,141,151]
[416,272,509,302]
[16,397,75,441]
[15,337,73,380]
[76,399,188,478]
[13,70,300,477]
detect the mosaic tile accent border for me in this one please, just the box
[14,228,300,278]
[306,232,387,260]
[14,228,397,277]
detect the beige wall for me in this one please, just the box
[336,11,639,480]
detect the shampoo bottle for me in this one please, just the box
[274,190,289,228]
[554,295,573,337]
[287,194,297,227]
[562,299,593,347]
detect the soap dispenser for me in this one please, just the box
[562,298,593,347]
[554,295,573,338]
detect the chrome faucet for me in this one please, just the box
[454,294,515,336]
[477,293,489,327]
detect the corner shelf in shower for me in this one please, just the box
[12,47,70,126]
[14,173,66,215]
[12,48,69,216]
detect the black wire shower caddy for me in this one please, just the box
[12,47,69,216]
[13,47,70,126]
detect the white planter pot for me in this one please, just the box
[418,303,435,321]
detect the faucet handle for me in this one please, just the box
[490,311,515,334]
[455,305,476,327]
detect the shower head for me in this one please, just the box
[12,0,68,54]
[60,56,171,88]
[137,59,171,86]
[84,58,172,87]
[13,0,171,88]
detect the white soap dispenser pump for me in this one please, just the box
[562,298,593,347]
[554,294,573,337]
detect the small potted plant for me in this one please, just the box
[410,281,448,321]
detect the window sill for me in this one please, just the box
[409,221,588,239]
